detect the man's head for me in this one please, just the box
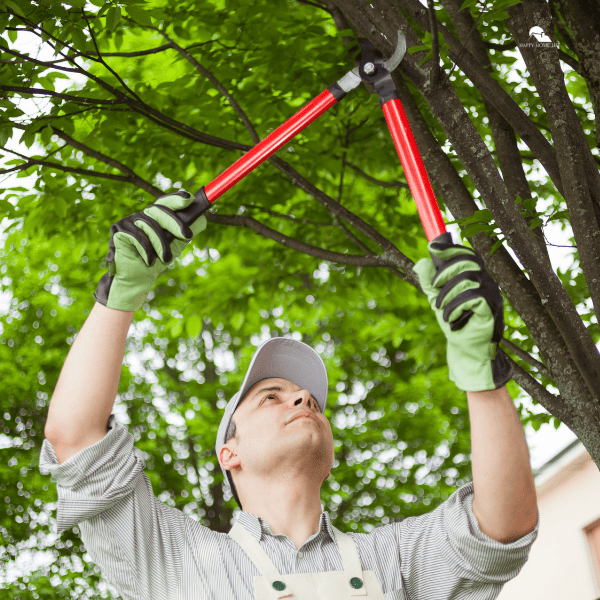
[219,377,334,510]
[214,337,331,510]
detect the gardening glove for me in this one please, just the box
[413,232,513,392]
[94,190,207,312]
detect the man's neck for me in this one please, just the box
[239,477,324,550]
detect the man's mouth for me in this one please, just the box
[289,411,316,423]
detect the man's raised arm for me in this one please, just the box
[44,303,134,463]
[44,190,208,463]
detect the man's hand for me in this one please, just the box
[413,235,513,391]
[94,191,207,312]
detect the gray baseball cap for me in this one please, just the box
[215,337,328,510]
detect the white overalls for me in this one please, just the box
[228,521,386,600]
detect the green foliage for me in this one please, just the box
[0,0,596,595]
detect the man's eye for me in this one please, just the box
[262,395,277,403]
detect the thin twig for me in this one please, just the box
[343,161,409,188]
[0,47,80,72]
[483,40,517,50]
[427,0,440,89]
[295,0,332,13]
[499,337,551,379]
[206,212,389,268]
[558,50,580,73]
[448,0,489,78]
[2,148,132,183]
[138,21,260,145]
[81,10,144,104]
[242,204,334,226]
[0,85,123,106]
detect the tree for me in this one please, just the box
[0,0,598,595]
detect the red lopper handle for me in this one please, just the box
[381,98,446,242]
[205,90,339,202]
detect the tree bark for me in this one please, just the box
[329,0,600,468]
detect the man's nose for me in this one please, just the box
[293,390,315,410]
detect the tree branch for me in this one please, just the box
[343,160,409,188]
[483,40,517,50]
[242,204,334,226]
[49,127,164,197]
[266,154,421,288]
[0,47,80,73]
[499,337,551,380]
[358,0,600,411]
[427,0,440,89]
[296,0,332,13]
[3,148,133,183]
[143,24,260,145]
[13,22,249,155]
[0,85,123,106]
[505,353,572,426]
[82,10,144,104]
[205,212,401,271]
[441,0,549,262]
[558,49,580,73]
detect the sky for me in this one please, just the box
[0,19,588,586]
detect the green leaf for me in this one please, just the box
[408,45,428,55]
[64,0,86,7]
[523,197,537,212]
[552,416,562,430]
[54,196,67,219]
[0,126,11,147]
[185,314,202,338]
[106,6,121,31]
[528,216,544,230]
[7,28,16,43]
[459,0,480,12]
[88,0,105,6]
[170,320,183,338]
[461,222,494,236]
[492,0,522,10]
[485,10,509,21]
[125,5,152,26]
[231,312,245,331]
[418,51,433,66]
[40,126,52,145]
[96,3,110,17]
[2,0,25,17]
[71,28,87,52]
[489,238,504,256]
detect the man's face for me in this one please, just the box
[220,377,335,491]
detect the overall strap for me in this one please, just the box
[331,526,368,597]
[229,521,295,600]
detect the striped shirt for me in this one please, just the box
[39,415,539,600]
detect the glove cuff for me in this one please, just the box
[94,270,154,312]
[449,344,514,391]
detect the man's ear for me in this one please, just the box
[219,444,240,472]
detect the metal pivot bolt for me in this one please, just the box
[363,62,375,74]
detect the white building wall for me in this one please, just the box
[498,444,600,600]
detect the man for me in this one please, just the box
[40,191,539,599]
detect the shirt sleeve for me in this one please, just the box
[38,415,186,600]
[398,481,540,599]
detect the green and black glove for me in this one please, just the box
[413,232,513,392]
[94,190,207,312]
